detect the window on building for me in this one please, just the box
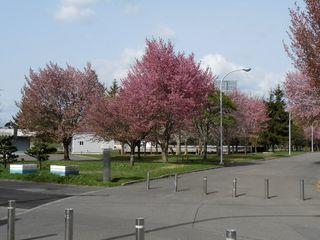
[79,141,84,146]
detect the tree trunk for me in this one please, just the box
[184,139,188,155]
[63,139,71,160]
[227,145,231,155]
[3,154,7,168]
[120,142,125,156]
[176,133,181,156]
[137,141,141,159]
[143,142,147,156]
[198,139,203,156]
[129,142,135,166]
[203,140,208,160]
[161,141,169,163]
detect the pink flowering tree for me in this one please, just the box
[122,39,213,162]
[84,93,151,166]
[285,71,320,124]
[230,91,268,153]
[17,63,105,160]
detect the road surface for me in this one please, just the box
[1,153,320,240]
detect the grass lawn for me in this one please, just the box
[0,151,304,187]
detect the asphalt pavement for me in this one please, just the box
[1,153,320,240]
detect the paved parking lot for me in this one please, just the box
[1,153,320,239]
[0,180,100,219]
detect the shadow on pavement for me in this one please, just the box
[100,214,320,240]
[20,233,57,240]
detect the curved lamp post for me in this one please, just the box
[219,68,251,165]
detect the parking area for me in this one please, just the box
[0,180,100,218]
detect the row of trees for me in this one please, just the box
[16,35,316,163]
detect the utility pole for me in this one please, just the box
[289,111,291,156]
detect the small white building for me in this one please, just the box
[0,128,34,152]
[71,134,118,154]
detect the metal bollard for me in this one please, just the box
[174,173,178,192]
[146,171,150,190]
[264,178,269,199]
[300,179,305,201]
[135,217,144,240]
[65,208,74,240]
[7,200,16,240]
[232,178,237,198]
[226,229,236,240]
[203,176,207,195]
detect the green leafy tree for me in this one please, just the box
[194,91,236,160]
[25,141,57,169]
[291,122,306,151]
[107,79,120,98]
[260,86,289,151]
[0,136,18,168]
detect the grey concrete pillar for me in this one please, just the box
[103,149,111,182]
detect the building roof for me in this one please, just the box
[0,128,34,137]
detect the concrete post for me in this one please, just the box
[203,176,207,195]
[300,179,305,201]
[232,178,237,198]
[103,149,111,182]
[65,208,73,240]
[7,200,15,240]
[174,173,178,192]
[265,179,269,199]
[226,229,236,240]
[146,171,150,190]
[135,217,144,240]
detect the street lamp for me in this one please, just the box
[219,68,251,165]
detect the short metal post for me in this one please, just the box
[146,171,150,190]
[135,217,144,240]
[265,178,269,199]
[203,176,207,195]
[174,173,178,192]
[65,208,74,240]
[300,179,305,201]
[226,229,236,240]
[232,178,237,198]
[7,200,15,240]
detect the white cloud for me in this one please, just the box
[155,25,176,38]
[201,54,284,97]
[91,47,144,87]
[55,0,100,22]
[124,3,139,14]
[55,0,140,22]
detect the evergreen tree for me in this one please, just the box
[25,141,57,169]
[260,85,289,151]
[107,79,120,97]
[0,136,18,168]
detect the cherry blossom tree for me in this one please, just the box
[17,63,104,160]
[122,39,214,162]
[285,0,320,88]
[285,71,320,124]
[230,91,268,153]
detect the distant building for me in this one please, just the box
[71,134,118,154]
[0,128,34,152]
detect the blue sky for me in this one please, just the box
[0,0,302,124]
